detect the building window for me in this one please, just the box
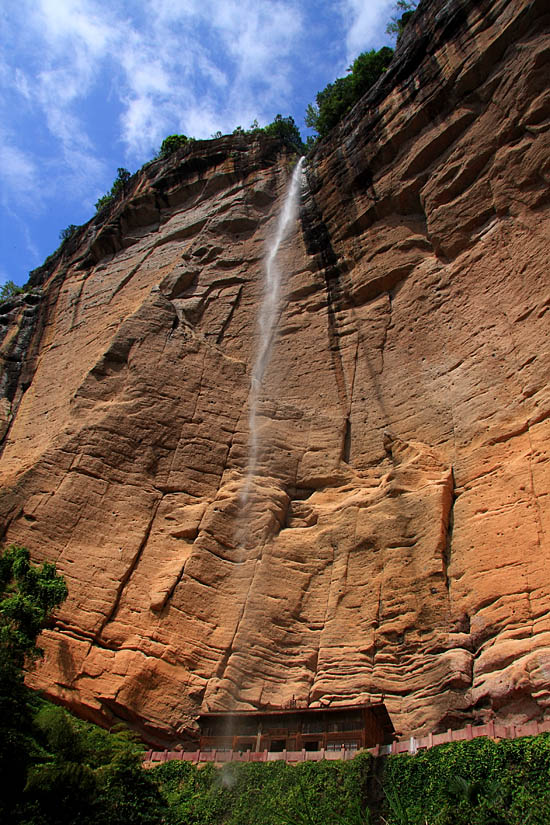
[302,718,325,734]
[326,741,359,751]
[270,739,286,752]
[328,713,363,732]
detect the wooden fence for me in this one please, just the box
[144,717,550,766]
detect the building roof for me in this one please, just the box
[199,701,394,730]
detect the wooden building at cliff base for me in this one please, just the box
[198,702,394,753]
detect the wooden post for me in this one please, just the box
[255,721,262,753]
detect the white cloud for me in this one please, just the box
[114,0,304,153]
[3,0,307,166]
[0,198,42,266]
[0,139,39,206]
[5,0,398,282]
[37,0,114,54]
[340,0,395,62]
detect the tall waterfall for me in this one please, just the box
[240,157,305,510]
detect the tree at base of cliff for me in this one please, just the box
[24,703,166,825]
[0,544,68,821]
[0,545,166,825]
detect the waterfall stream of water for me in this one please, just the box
[240,157,305,511]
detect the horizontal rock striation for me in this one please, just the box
[0,0,548,744]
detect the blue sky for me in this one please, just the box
[1,0,396,287]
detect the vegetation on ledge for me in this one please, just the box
[305,46,395,141]
[0,280,26,302]
[94,166,132,213]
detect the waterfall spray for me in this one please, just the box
[240,157,305,511]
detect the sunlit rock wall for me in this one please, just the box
[0,0,548,745]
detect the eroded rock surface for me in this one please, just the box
[0,0,548,744]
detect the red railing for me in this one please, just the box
[143,718,550,766]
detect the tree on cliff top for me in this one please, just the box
[305,46,394,139]
[158,114,305,155]
[386,0,418,42]
[0,280,25,302]
[95,167,132,212]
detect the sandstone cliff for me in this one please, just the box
[0,0,549,745]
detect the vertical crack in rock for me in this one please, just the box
[68,278,87,331]
[525,421,544,632]
[342,417,352,465]
[300,184,350,422]
[108,245,157,305]
[373,583,382,666]
[341,336,360,465]
[216,285,243,346]
[307,542,337,703]
[211,548,264,693]
[0,291,45,447]
[443,468,456,590]
[94,494,163,640]
[379,291,393,376]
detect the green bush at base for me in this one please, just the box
[153,753,372,825]
[151,734,550,825]
[383,734,550,825]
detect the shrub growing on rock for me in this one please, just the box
[158,134,191,157]
[0,280,25,302]
[95,167,132,212]
[305,46,394,139]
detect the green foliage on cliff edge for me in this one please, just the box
[305,46,395,140]
[0,280,25,302]
[95,166,132,212]
[159,114,305,157]
[386,0,418,42]
[305,1,418,142]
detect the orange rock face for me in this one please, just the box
[0,0,549,745]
